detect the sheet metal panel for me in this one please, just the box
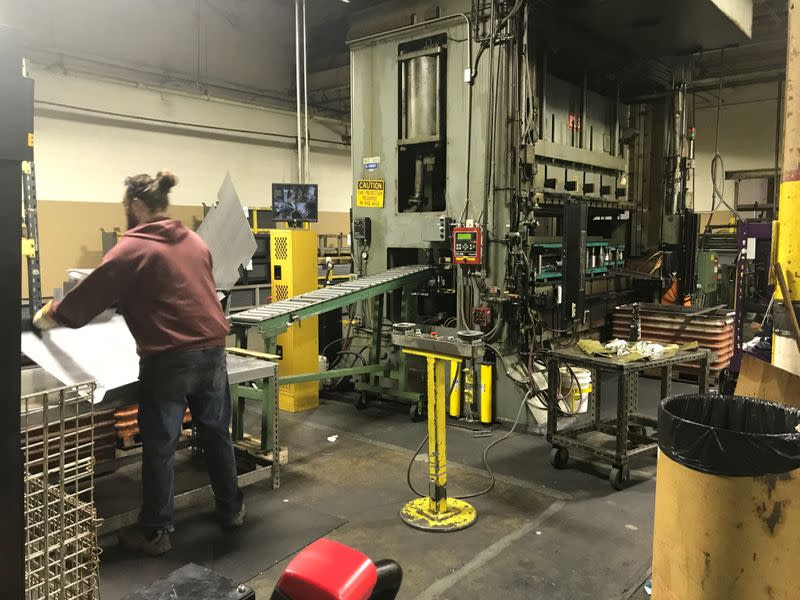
[196,173,257,291]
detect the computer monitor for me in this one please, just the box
[271,183,319,223]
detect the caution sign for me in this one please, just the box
[356,179,385,208]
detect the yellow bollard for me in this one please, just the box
[448,359,462,418]
[480,362,493,424]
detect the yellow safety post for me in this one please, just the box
[463,366,475,417]
[480,362,493,424]
[774,0,800,375]
[400,349,477,532]
[448,359,462,418]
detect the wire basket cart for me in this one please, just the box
[21,380,101,599]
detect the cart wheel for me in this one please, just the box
[629,425,647,437]
[549,446,569,469]
[409,402,425,422]
[609,465,630,490]
[354,391,369,410]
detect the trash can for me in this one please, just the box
[652,394,800,600]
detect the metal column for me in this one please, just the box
[775,0,800,375]
[0,25,33,599]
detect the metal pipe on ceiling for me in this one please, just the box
[302,0,310,185]
[295,0,303,182]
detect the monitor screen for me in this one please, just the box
[271,184,319,223]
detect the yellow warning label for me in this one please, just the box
[28,133,34,147]
[355,179,385,208]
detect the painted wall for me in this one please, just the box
[20,65,353,298]
[29,64,352,211]
[0,0,297,103]
[692,82,781,212]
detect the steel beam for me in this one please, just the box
[1,26,32,598]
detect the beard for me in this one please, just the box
[126,206,140,230]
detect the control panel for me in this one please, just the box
[353,216,372,244]
[472,305,492,329]
[452,226,482,266]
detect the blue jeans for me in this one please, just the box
[137,347,242,532]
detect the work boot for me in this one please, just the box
[219,503,246,529]
[118,526,171,556]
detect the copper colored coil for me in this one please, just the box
[114,405,139,418]
[114,418,138,429]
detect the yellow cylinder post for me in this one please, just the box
[463,366,475,415]
[448,359,462,418]
[428,357,447,513]
[775,0,800,375]
[399,349,477,532]
[652,451,800,599]
[480,363,493,424]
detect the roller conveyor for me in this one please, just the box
[230,265,434,334]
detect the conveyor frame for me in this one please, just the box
[230,266,435,410]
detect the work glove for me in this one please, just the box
[32,300,58,333]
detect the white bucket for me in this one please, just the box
[559,367,592,414]
[319,355,329,389]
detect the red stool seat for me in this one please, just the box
[276,539,378,600]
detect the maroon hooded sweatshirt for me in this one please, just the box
[51,218,229,356]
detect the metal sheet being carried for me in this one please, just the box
[197,173,257,291]
[21,312,139,402]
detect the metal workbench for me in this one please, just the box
[97,352,280,536]
[546,346,710,489]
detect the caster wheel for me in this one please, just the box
[354,391,369,410]
[409,403,425,422]
[610,465,630,490]
[629,425,647,438]
[549,446,569,469]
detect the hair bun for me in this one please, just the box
[155,170,177,193]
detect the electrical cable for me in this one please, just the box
[406,386,533,500]
[705,49,745,228]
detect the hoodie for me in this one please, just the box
[51,218,229,356]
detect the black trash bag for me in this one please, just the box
[659,394,800,477]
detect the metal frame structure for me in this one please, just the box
[2,25,34,597]
[22,161,42,319]
[730,222,773,374]
[546,347,709,489]
[97,353,281,536]
[231,266,434,411]
[228,354,280,487]
[21,380,100,599]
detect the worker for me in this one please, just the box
[33,171,244,556]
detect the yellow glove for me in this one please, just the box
[32,301,58,331]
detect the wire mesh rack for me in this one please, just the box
[21,380,101,600]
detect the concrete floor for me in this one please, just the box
[240,375,696,599]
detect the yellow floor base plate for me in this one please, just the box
[400,497,478,532]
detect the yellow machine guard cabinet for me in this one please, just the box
[270,228,319,412]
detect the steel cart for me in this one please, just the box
[546,346,710,489]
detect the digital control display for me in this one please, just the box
[452,226,482,265]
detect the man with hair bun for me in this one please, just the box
[33,170,244,556]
